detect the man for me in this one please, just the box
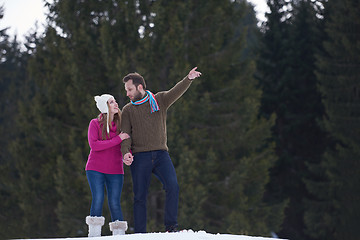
[120,67,201,233]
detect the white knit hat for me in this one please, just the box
[94,94,113,134]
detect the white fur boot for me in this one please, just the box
[109,220,128,235]
[86,216,105,237]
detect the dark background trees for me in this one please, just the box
[256,0,328,239]
[304,0,360,240]
[0,0,359,240]
[0,5,30,237]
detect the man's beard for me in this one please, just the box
[133,90,145,102]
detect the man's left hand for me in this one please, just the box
[188,67,202,80]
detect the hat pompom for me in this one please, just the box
[94,94,113,114]
[94,95,101,102]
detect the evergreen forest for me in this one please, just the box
[0,0,359,239]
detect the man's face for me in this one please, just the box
[125,80,143,101]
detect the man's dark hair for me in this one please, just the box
[122,72,146,89]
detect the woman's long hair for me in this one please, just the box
[97,103,121,140]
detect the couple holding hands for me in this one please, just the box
[84,67,202,237]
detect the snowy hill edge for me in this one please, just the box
[20,229,287,240]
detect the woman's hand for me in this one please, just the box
[119,132,130,141]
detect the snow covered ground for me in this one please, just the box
[24,229,286,240]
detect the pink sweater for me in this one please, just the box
[85,118,124,174]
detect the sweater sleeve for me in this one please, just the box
[161,76,193,109]
[88,119,122,151]
[120,106,132,156]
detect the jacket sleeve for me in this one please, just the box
[120,106,132,156]
[161,76,193,109]
[88,119,122,151]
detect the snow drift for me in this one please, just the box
[23,229,286,240]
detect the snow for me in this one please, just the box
[23,229,286,240]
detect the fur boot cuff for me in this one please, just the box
[86,216,105,226]
[109,220,128,231]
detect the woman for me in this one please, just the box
[85,94,129,237]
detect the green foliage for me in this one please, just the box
[304,0,360,239]
[257,1,329,239]
[0,6,28,238]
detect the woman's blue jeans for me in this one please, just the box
[86,170,124,222]
[131,150,179,233]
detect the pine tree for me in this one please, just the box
[257,0,291,119]
[304,0,360,239]
[0,6,29,238]
[280,2,327,239]
[257,1,328,239]
[9,28,67,237]
[256,0,293,236]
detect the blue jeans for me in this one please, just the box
[131,150,179,233]
[86,170,124,222]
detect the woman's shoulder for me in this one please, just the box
[89,118,100,127]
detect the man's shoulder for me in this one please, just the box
[155,91,166,100]
[122,102,132,111]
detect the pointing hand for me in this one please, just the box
[188,67,202,80]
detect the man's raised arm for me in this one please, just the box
[162,67,202,108]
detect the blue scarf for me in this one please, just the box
[131,90,160,113]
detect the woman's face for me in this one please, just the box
[107,97,119,115]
